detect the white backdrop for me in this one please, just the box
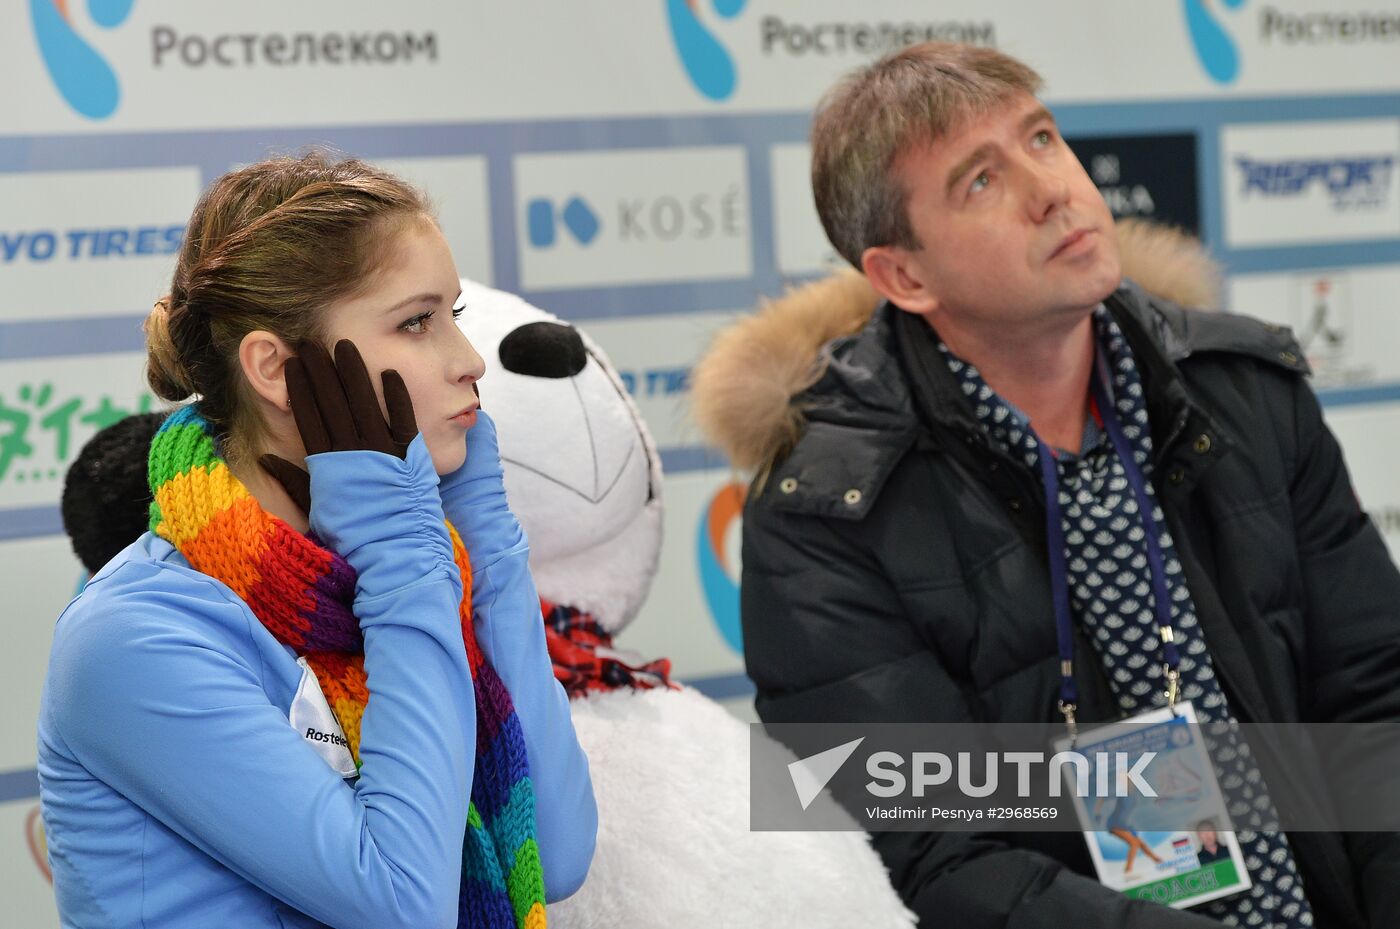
[4,2,1400,923]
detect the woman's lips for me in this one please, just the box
[450,405,478,428]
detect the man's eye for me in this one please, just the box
[1034,129,1053,146]
[970,172,990,194]
[399,311,434,334]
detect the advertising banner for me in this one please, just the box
[8,2,1400,136]
[0,168,196,323]
[3,3,1399,922]
[1222,119,1400,248]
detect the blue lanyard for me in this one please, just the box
[1032,361,1182,740]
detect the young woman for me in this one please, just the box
[37,153,596,929]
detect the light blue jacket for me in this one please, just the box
[38,429,596,929]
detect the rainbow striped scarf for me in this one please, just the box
[148,405,545,929]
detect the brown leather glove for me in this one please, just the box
[259,339,417,513]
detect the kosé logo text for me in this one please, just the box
[1222,118,1400,247]
[514,146,750,291]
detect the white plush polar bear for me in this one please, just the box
[456,279,916,928]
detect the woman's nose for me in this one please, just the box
[447,325,487,384]
[498,322,587,379]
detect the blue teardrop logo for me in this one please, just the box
[1182,0,1247,85]
[666,0,749,101]
[31,0,136,120]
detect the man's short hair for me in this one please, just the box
[810,42,1043,269]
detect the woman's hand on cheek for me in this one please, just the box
[436,405,524,563]
[440,400,503,495]
[259,339,419,514]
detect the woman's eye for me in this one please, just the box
[399,311,434,334]
[451,293,467,320]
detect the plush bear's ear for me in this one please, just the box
[62,412,168,574]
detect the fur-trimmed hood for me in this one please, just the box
[691,219,1223,473]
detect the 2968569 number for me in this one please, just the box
[987,807,1058,819]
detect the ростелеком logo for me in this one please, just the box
[1182,0,1246,84]
[697,481,744,653]
[666,0,748,101]
[30,0,136,119]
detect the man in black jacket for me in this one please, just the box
[692,41,1400,928]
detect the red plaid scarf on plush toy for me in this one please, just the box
[540,598,675,696]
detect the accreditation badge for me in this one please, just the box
[1052,702,1252,909]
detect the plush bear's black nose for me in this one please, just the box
[498,321,587,378]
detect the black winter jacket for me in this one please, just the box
[738,281,1400,929]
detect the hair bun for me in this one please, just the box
[144,297,196,402]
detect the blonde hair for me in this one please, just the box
[810,41,1042,269]
[145,151,430,465]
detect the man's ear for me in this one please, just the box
[861,245,939,314]
[238,330,296,410]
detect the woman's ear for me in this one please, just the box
[238,330,296,410]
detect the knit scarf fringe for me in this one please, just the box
[147,405,546,929]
